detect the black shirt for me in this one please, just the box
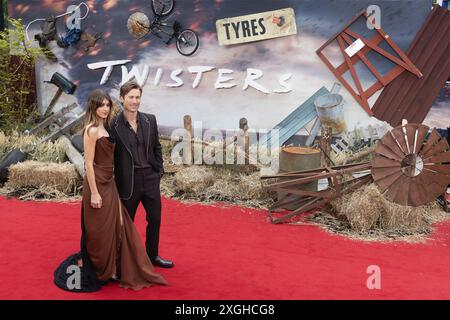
[123,114,152,169]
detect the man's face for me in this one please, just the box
[121,88,141,113]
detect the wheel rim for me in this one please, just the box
[152,0,174,16]
[177,30,198,55]
[371,123,450,206]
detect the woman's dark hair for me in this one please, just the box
[83,89,113,135]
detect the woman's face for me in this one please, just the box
[96,98,111,120]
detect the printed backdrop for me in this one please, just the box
[8,0,450,133]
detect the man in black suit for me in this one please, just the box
[110,80,174,268]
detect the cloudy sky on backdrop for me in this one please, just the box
[9,0,448,131]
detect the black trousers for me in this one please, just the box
[121,167,161,259]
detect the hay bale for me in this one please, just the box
[236,172,270,200]
[331,183,436,233]
[7,131,36,153]
[0,131,66,163]
[203,179,238,200]
[30,139,66,163]
[0,131,8,160]
[173,166,215,195]
[162,164,274,209]
[200,171,271,202]
[7,160,79,194]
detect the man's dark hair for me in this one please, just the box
[120,80,142,98]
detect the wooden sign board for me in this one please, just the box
[216,8,297,46]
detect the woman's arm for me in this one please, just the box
[83,125,102,209]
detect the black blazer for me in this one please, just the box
[110,111,163,200]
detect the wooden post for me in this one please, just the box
[183,115,193,165]
[43,88,63,119]
[239,117,249,164]
[320,126,332,167]
[58,135,85,177]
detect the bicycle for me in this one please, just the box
[127,0,199,56]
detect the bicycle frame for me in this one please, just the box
[148,15,178,44]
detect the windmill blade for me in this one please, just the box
[419,129,442,156]
[372,153,401,168]
[372,123,449,207]
[380,131,408,159]
[404,124,418,154]
[414,124,429,155]
[390,126,409,155]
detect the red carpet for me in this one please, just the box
[0,195,449,300]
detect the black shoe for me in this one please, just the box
[151,256,174,268]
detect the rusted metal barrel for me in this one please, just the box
[314,92,347,135]
[277,146,321,210]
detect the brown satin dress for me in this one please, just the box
[82,136,168,290]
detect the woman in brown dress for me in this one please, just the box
[54,89,168,292]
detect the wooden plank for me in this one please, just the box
[380,132,408,158]
[335,32,384,75]
[423,164,450,176]
[373,170,403,193]
[373,143,403,162]
[317,51,370,115]
[421,138,449,160]
[427,150,450,164]
[266,162,371,189]
[316,9,421,116]
[384,174,409,204]
[415,125,430,155]
[409,174,433,207]
[372,8,445,122]
[270,198,327,224]
[336,35,370,113]
[372,166,401,181]
[372,153,401,168]
[419,129,442,157]
[340,32,386,85]
[390,127,409,155]
[262,161,371,178]
[405,124,418,154]
[270,186,336,199]
[344,29,420,76]
[406,45,450,126]
[374,27,422,77]
[269,195,311,212]
[372,7,450,126]
[388,30,450,126]
[364,65,404,97]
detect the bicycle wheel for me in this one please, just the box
[151,0,174,17]
[176,29,199,56]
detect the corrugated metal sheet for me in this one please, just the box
[259,86,329,147]
[372,5,450,127]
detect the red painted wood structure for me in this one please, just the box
[316,10,422,116]
[371,5,450,126]
[261,162,373,224]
